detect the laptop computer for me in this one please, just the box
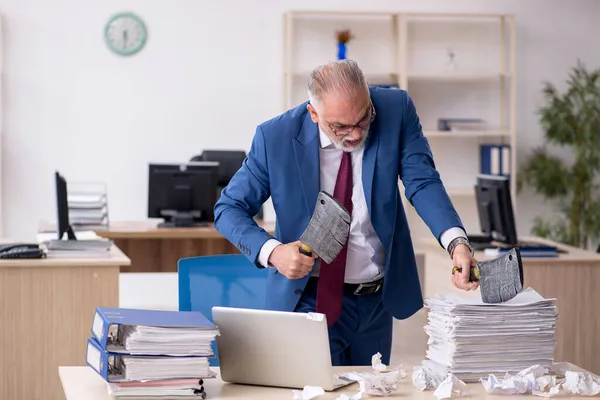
[211,306,355,391]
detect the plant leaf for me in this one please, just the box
[530,215,572,245]
[519,147,570,198]
[519,60,600,249]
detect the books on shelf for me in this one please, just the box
[418,287,558,384]
[87,307,219,398]
[480,144,511,177]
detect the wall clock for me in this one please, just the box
[104,12,147,56]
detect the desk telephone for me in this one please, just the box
[0,243,46,259]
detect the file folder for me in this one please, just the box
[480,144,500,175]
[86,337,215,383]
[91,307,218,354]
[501,145,511,176]
[86,336,125,382]
[108,379,206,398]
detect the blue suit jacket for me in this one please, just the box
[214,87,464,320]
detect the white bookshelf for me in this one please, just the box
[283,10,516,238]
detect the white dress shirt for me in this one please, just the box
[258,129,466,284]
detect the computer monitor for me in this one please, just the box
[191,150,247,187]
[147,162,219,228]
[55,171,77,240]
[474,174,518,245]
[190,150,264,220]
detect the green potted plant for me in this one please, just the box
[518,61,600,249]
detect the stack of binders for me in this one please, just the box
[86,307,220,398]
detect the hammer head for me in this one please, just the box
[476,248,524,303]
[299,191,351,264]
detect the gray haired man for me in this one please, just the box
[214,60,477,366]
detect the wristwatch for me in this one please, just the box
[447,237,473,258]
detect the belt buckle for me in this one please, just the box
[353,283,366,296]
[353,280,382,296]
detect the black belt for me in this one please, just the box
[308,276,384,296]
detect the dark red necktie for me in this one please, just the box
[316,151,353,327]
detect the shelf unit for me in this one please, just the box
[283,10,516,238]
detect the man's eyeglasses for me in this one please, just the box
[323,102,376,136]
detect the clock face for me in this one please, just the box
[104,12,147,56]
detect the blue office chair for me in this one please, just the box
[178,254,269,365]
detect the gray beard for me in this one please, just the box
[334,130,369,152]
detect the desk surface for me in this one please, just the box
[40,219,276,239]
[0,244,130,268]
[59,365,591,400]
[418,235,600,263]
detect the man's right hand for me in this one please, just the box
[268,241,317,279]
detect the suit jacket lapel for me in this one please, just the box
[362,112,380,218]
[293,113,320,217]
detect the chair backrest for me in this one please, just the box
[177,254,269,365]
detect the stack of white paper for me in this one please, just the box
[37,230,113,258]
[67,192,109,229]
[420,287,558,383]
[107,378,206,398]
[121,356,216,382]
[120,325,219,356]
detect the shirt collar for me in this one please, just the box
[319,127,335,149]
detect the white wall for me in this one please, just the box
[1,0,599,240]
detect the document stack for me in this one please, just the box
[419,287,558,383]
[86,307,220,398]
[67,181,109,230]
[36,230,113,258]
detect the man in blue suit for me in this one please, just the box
[214,60,478,367]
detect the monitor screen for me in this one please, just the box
[474,174,517,245]
[55,171,77,240]
[198,150,247,187]
[147,162,220,228]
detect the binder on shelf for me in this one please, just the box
[480,144,498,175]
[501,144,511,176]
[480,144,511,177]
[91,307,219,355]
[85,337,216,383]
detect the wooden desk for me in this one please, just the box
[58,364,595,400]
[418,236,600,375]
[0,246,130,400]
[39,219,276,273]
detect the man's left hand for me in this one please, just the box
[451,244,480,291]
